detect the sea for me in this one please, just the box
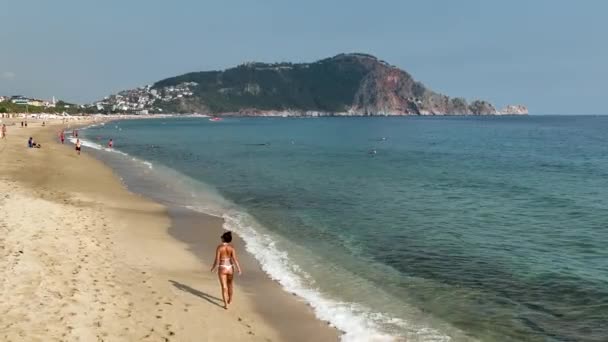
[76,116,608,342]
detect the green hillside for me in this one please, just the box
[153,55,372,113]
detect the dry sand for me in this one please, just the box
[0,119,338,341]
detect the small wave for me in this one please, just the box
[80,122,105,130]
[182,204,455,341]
[69,137,153,170]
[221,211,399,342]
[142,161,154,170]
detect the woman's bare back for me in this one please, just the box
[218,244,234,260]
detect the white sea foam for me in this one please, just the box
[183,202,456,341]
[221,211,399,341]
[68,137,153,169]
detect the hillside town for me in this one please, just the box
[0,81,198,115]
[91,82,198,114]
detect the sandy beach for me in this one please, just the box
[0,119,338,341]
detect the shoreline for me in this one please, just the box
[166,207,340,341]
[0,118,339,341]
[73,116,405,341]
[75,119,340,341]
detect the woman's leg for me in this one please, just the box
[227,273,234,304]
[218,272,229,309]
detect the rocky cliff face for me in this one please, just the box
[344,54,527,115]
[141,53,527,115]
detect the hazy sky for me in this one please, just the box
[1,0,606,114]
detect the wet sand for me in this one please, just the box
[167,207,338,341]
[0,118,338,341]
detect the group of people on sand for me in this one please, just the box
[58,128,114,156]
[27,136,41,148]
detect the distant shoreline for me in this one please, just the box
[74,118,342,341]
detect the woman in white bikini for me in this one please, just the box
[210,231,242,309]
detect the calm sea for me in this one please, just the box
[80,116,608,341]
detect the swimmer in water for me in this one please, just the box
[210,231,242,309]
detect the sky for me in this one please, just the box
[1,0,607,114]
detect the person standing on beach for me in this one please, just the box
[210,231,242,309]
[60,131,65,144]
[1,124,6,139]
[75,139,81,155]
[108,139,113,148]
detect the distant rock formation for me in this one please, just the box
[103,53,528,116]
[499,105,529,115]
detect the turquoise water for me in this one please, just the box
[83,116,608,341]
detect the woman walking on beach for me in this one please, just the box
[210,231,242,309]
